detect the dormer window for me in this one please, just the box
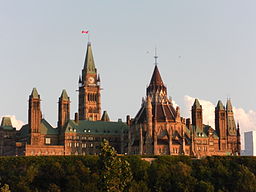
[45,138,51,144]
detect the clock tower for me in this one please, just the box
[78,42,101,121]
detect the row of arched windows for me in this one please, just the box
[87,93,98,102]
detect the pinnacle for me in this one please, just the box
[31,88,39,99]
[83,43,96,74]
[216,100,225,110]
[149,65,164,86]
[101,111,110,122]
[193,99,201,108]
[60,89,69,100]
[226,99,233,111]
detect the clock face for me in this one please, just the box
[88,77,95,84]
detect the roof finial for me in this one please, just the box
[88,33,91,45]
[154,46,158,65]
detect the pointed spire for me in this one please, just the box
[149,65,164,86]
[60,89,69,100]
[101,111,110,122]
[79,76,82,83]
[97,74,101,82]
[30,88,39,99]
[192,99,201,108]
[1,117,12,127]
[226,99,233,112]
[83,42,96,74]
[216,100,225,110]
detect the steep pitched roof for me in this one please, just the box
[40,119,58,135]
[216,100,225,110]
[60,89,69,100]
[101,111,110,122]
[193,125,218,139]
[226,99,233,112]
[0,117,14,130]
[134,102,177,123]
[149,65,164,86]
[192,99,201,108]
[17,119,58,138]
[84,42,96,74]
[31,88,39,99]
[1,117,12,127]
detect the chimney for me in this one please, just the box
[75,113,79,123]
[126,115,131,126]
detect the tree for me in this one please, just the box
[0,184,11,192]
[233,165,256,192]
[98,139,133,192]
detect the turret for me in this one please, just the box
[28,88,42,145]
[191,99,203,130]
[58,89,70,128]
[237,122,241,155]
[226,99,236,135]
[215,100,227,150]
[146,96,153,137]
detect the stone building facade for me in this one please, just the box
[0,42,241,157]
[128,62,241,158]
[0,43,128,156]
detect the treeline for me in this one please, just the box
[0,149,256,191]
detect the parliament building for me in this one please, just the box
[0,43,240,157]
[128,61,241,157]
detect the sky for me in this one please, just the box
[0,0,256,148]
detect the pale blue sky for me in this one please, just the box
[0,0,256,128]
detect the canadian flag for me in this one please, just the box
[81,30,89,34]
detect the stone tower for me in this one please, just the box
[78,43,101,121]
[58,89,70,128]
[28,88,42,145]
[226,99,236,135]
[226,99,240,154]
[215,100,227,150]
[191,99,203,130]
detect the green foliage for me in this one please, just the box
[0,155,255,191]
[0,184,11,192]
[98,139,133,192]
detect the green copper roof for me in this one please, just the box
[31,88,39,99]
[193,99,201,108]
[193,125,218,139]
[101,111,110,122]
[1,117,12,127]
[64,120,128,135]
[18,124,29,138]
[60,89,69,100]
[40,119,59,135]
[0,117,14,130]
[84,43,96,74]
[17,119,58,138]
[216,100,225,110]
